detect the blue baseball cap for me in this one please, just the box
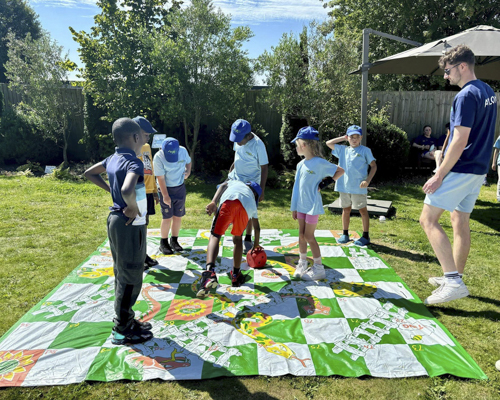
[290,126,319,143]
[132,116,157,134]
[346,125,362,136]
[230,119,252,142]
[247,181,262,203]
[162,138,179,162]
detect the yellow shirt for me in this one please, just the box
[138,143,157,194]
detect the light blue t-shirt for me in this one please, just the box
[220,180,258,219]
[228,133,269,184]
[494,137,500,165]
[332,144,375,195]
[290,157,338,215]
[153,146,191,187]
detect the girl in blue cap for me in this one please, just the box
[290,126,344,280]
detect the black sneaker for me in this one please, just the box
[197,270,218,298]
[144,255,159,270]
[135,319,153,331]
[111,320,153,345]
[159,241,173,255]
[170,238,184,252]
[231,270,246,287]
[113,318,152,331]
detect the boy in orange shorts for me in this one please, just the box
[197,180,261,298]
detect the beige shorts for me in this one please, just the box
[339,192,367,210]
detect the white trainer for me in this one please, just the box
[293,259,309,278]
[428,276,445,287]
[302,264,326,281]
[424,281,469,305]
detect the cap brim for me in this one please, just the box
[229,132,246,142]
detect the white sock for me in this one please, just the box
[313,257,322,265]
[300,253,307,261]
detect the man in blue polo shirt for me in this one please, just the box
[420,45,497,305]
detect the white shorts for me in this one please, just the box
[424,172,484,213]
[339,192,367,210]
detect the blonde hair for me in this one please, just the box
[300,139,324,158]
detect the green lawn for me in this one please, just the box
[0,173,499,399]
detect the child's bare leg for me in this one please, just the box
[233,235,243,271]
[160,218,172,238]
[342,207,351,231]
[359,207,369,233]
[245,219,253,238]
[304,222,320,259]
[171,216,182,236]
[298,218,308,254]
[206,235,220,267]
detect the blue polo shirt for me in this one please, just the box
[291,157,338,215]
[102,147,147,225]
[446,80,498,175]
[332,144,375,195]
[220,180,258,219]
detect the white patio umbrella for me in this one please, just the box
[351,25,500,80]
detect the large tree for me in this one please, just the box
[5,31,80,165]
[70,0,181,122]
[0,0,41,83]
[147,0,254,170]
[323,0,500,90]
[257,23,360,162]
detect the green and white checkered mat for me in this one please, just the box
[0,229,487,386]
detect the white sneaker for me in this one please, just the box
[293,260,308,278]
[428,276,445,287]
[302,264,326,281]
[424,281,469,305]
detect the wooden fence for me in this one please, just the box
[0,83,87,160]
[370,90,500,141]
[1,83,499,162]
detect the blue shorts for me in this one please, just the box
[424,172,484,213]
[159,184,186,219]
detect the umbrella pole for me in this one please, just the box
[359,29,421,146]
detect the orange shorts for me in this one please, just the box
[211,199,249,238]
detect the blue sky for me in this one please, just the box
[29,0,330,82]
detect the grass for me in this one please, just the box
[0,172,499,399]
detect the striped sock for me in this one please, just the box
[445,271,462,284]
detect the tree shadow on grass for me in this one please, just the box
[178,377,280,400]
[428,306,500,323]
[370,243,438,264]
[469,201,500,234]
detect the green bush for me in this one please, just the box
[279,114,308,169]
[16,160,44,175]
[0,109,61,165]
[366,111,410,181]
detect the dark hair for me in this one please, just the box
[438,45,475,70]
[445,122,450,129]
[112,118,141,146]
[423,125,431,131]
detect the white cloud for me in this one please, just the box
[31,0,329,23]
